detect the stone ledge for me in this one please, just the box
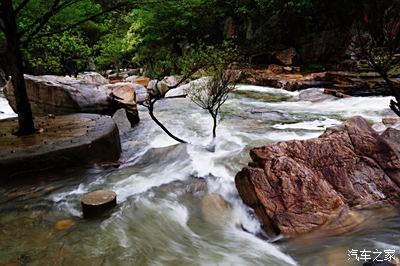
[0,113,121,177]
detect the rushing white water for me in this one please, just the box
[0,94,16,119]
[0,86,398,265]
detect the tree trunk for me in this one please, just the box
[1,0,35,135]
[210,110,217,139]
[148,101,187,144]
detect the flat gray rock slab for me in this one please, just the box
[0,113,121,177]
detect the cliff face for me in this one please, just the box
[231,1,360,66]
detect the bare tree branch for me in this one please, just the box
[33,1,131,40]
[20,0,64,44]
[163,94,187,99]
[354,3,400,117]
[20,0,164,47]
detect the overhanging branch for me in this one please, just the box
[15,0,31,14]
[21,0,163,46]
[33,2,130,39]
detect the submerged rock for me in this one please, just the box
[245,109,286,120]
[201,193,232,226]
[297,88,336,102]
[382,116,400,127]
[54,219,75,231]
[158,178,208,195]
[235,116,400,237]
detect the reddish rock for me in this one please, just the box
[244,69,331,91]
[235,117,400,237]
[267,64,284,74]
[54,219,75,231]
[274,47,298,66]
[134,77,150,87]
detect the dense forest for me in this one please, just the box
[1,0,398,78]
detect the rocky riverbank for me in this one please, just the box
[244,68,400,97]
[235,116,400,237]
[3,73,140,126]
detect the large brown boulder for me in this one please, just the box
[4,74,140,126]
[235,116,400,237]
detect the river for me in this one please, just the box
[0,86,399,265]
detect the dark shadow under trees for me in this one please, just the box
[354,1,400,116]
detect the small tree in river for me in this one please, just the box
[140,42,240,144]
[189,68,238,139]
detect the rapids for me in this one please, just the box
[0,86,399,265]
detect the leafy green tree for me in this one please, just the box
[126,0,225,77]
[23,30,92,75]
[94,14,135,71]
[0,0,134,135]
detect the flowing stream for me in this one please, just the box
[0,86,399,266]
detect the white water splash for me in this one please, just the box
[0,95,16,119]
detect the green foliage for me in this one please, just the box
[126,0,221,77]
[23,30,91,75]
[3,0,135,75]
[94,31,132,71]
[4,0,392,77]
[181,42,240,76]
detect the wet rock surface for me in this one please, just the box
[235,116,400,237]
[297,88,336,102]
[201,193,232,226]
[0,114,121,178]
